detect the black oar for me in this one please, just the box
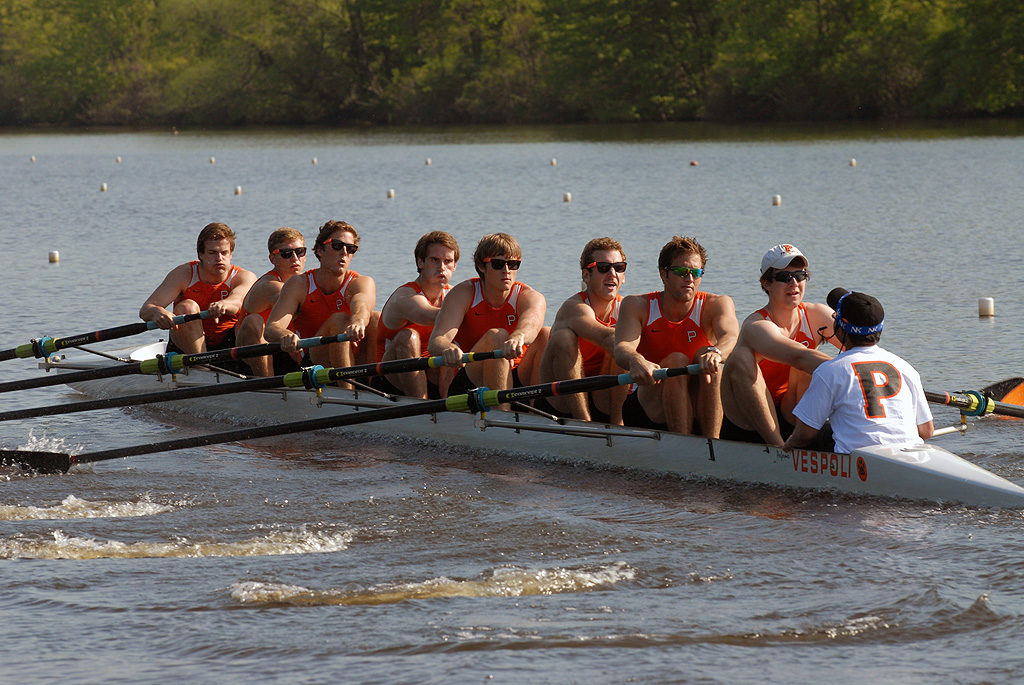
[925,389,1024,420]
[0,311,211,362]
[2,365,699,474]
[0,333,349,394]
[981,377,1024,405]
[0,349,503,422]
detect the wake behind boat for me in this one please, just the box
[21,342,1024,509]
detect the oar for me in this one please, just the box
[925,389,1024,420]
[0,311,211,362]
[3,365,700,474]
[0,333,349,394]
[0,349,503,422]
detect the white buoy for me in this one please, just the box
[234,186,242,195]
[425,158,432,166]
[312,157,318,165]
[100,182,108,192]
[563,192,572,203]
[550,158,557,166]
[210,156,216,164]
[30,156,36,163]
[979,297,995,317]
[48,250,60,264]
[116,156,122,164]
[387,188,395,199]
[849,158,857,167]
[772,194,782,206]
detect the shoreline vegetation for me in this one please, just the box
[1,1,1022,128]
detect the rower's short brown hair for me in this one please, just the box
[268,227,304,254]
[580,237,626,270]
[657,236,707,271]
[414,231,460,271]
[313,220,359,258]
[473,233,522,277]
[196,222,235,256]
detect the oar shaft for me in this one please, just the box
[0,311,210,362]
[0,362,143,394]
[925,390,1024,420]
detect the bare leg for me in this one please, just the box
[170,299,205,353]
[383,328,427,398]
[639,352,694,434]
[538,327,588,419]
[696,371,724,438]
[516,326,549,387]
[721,345,784,445]
[236,313,271,376]
[780,367,812,425]
[592,355,627,425]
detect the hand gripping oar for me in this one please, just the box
[3,365,699,474]
[925,390,1024,420]
[0,333,350,394]
[0,311,211,363]
[0,349,503,422]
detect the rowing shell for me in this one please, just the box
[38,343,1024,508]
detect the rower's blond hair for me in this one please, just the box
[580,237,626,270]
[658,236,707,270]
[473,233,522,277]
[313,220,359,258]
[414,231,460,271]
[196,222,235,256]
[268,227,304,254]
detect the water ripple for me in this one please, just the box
[0,494,178,520]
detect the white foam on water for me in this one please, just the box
[0,494,176,521]
[0,525,354,559]
[229,560,637,606]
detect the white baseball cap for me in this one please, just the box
[760,244,807,275]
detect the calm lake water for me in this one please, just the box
[1,121,1024,683]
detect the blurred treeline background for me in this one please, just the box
[1,0,1021,126]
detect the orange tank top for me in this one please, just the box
[376,281,451,360]
[756,303,817,403]
[454,278,526,367]
[578,291,621,376]
[291,269,359,339]
[636,291,711,364]
[176,261,241,346]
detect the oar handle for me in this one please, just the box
[926,389,1024,420]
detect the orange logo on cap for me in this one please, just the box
[781,244,795,252]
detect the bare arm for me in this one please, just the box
[918,420,934,441]
[741,316,832,373]
[208,268,256,322]
[428,280,474,365]
[506,286,546,358]
[698,294,739,375]
[139,263,192,329]
[265,276,306,353]
[804,302,837,348]
[343,275,376,342]
[782,418,820,450]
[385,286,442,329]
[242,275,287,317]
[613,295,660,385]
[559,299,616,353]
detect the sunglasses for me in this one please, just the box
[483,257,522,271]
[272,247,307,259]
[665,265,704,279]
[773,270,809,283]
[585,261,627,273]
[322,238,359,254]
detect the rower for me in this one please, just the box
[265,220,377,371]
[371,231,460,399]
[428,232,548,406]
[140,222,257,354]
[721,244,836,446]
[783,289,934,452]
[536,237,628,424]
[234,227,307,376]
[614,236,738,437]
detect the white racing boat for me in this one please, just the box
[33,342,1024,508]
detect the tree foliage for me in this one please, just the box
[0,0,1020,125]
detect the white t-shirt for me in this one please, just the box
[793,345,933,453]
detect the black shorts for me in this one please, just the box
[719,413,835,451]
[621,391,668,432]
[368,374,442,400]
[533,394,610,424]
[447,365,523,396]
[166,327,236,355]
